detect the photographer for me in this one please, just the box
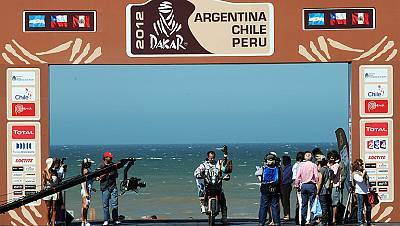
[97,152,120,226]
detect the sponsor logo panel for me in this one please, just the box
[12,141,36,155]
[365,153,388,162]
[12,157,36,165]
[365,100,388,113]
[11,87,36,101]
[11,126,35,139]
[10,71,36,86]
[363,68,388,83]
[364,123,388,136]
[364,84,387,98]
[11,103,35,117]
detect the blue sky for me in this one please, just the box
[50,63,349,145]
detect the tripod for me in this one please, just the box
[343,190,358,224]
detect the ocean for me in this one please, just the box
[50,143,337,221]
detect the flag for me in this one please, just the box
[352,12,370,25]
[330,13,347,25]
[28,15,45,28]
[308,13,324,26]
[50,15,68,28]
[73,15,90,28]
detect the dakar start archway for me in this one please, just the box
[1,0,399,225]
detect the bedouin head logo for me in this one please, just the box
[153,1,182,37]
[150,1,186,50]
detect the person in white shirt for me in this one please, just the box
[352,159,372,226]
[81,158,96,226]
[292,152,304,225]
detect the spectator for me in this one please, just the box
[327,150,343,225]
[281,155,293,221]
[352,159,372,226]
[293,152,304,225]
[295,151,319,226]
[316,157,332,226]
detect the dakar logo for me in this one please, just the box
[150,1,186,50]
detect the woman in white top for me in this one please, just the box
[352,159,372,226]
[81,158,96,226]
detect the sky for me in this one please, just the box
[50,63,349,145]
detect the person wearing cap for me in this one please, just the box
[98,152,120,226]
[295,151,319,226]
[42,157,60,226]
[81,158,96,226]
[255,153,282,226]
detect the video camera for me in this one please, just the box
[120,158,146,194]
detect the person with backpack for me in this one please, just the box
[316,157,332,226]
[352,159,372,226]
[295,151,319,226]
[256,153,282,226]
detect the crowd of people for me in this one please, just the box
[41,147,374,226]
[42,151,120,226]
[255,148,374,226]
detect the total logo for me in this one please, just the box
[12,103,35,117]
[12,157,36,165]
[365,100,388,113]
[365,123,388,136]
[11,126,35,139]
[366,138,387,150]
[364,84,388,98]
[12,87,35,101]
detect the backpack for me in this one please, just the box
[262,166,279,184]
[322,166,334,191]
[260,166,279,193]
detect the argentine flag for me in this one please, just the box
[29,15,45,28]
[308,13,324,26]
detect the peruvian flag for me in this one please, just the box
[73,15,90,28]
[352,12,370,25]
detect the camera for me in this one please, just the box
[121,177,146,193]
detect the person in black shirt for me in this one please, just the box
[97,151,120,226]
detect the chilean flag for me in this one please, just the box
[352,12,370,25]
[73,15,90,28]
[330,13,347,25]
[50,15,68,28]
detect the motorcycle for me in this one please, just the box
[201,165,230,226]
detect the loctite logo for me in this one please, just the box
[15,158,33,163]
[12,103,35,116]
[365,100,388,113]
[12,126,35,139]
[365,123,388,136]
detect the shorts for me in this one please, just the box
[43,193,58,201]
[331,187,340,206]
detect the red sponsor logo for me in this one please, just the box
[12,126,35,139]
[12,103,35,116]
[15,158,33,163]
[365,123,388,136]
[365,100,388,113]
[367,155,386,160]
